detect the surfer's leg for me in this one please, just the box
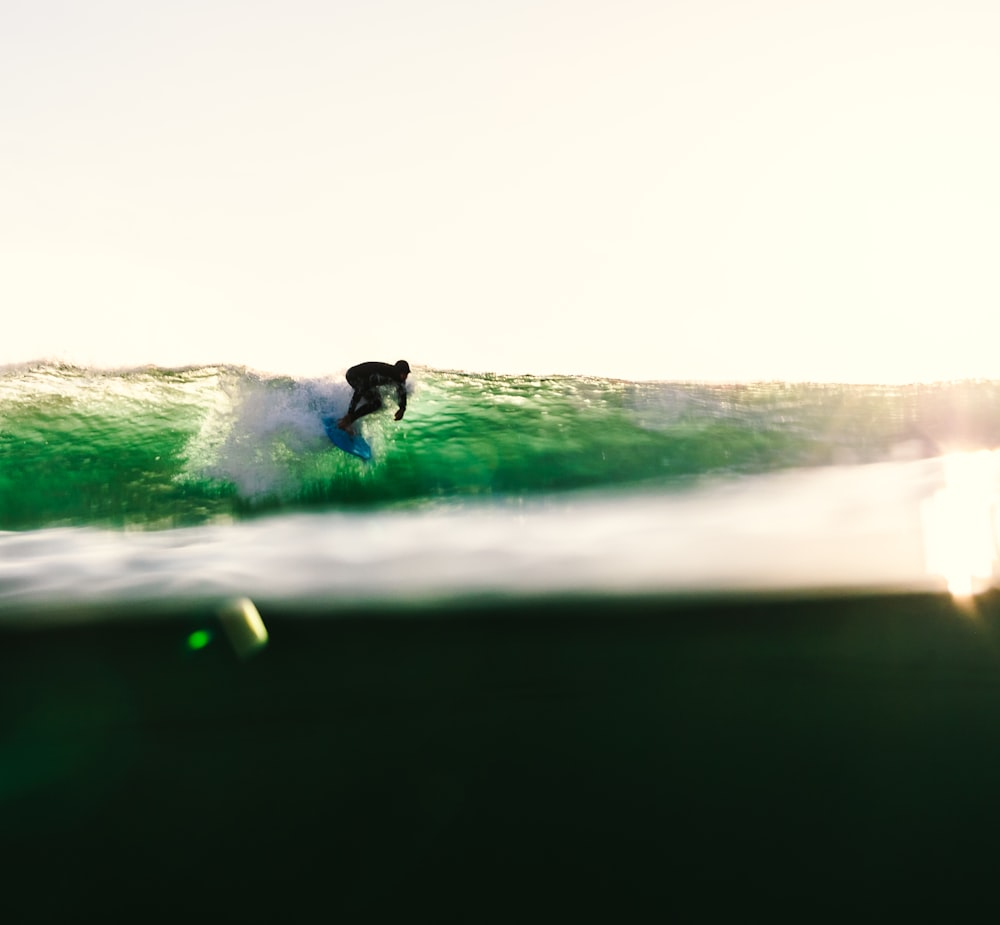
[338,389,382,433]
[352,390,384,420]
[338,389,361,432]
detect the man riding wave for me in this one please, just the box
[337,360,411,435]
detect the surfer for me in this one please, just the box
[337,360,410,434]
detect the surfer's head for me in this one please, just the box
[395,360,411,379]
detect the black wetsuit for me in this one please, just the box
[345,361,408,422]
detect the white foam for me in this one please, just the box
[4,454,993,622]
[181,370,354,499]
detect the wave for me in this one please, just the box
[2,362,999,531]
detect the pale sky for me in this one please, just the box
[4,0,1000,382]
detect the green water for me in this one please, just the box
[2,363,999,530]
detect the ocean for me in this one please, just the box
[5,362,1000,918]
[5,362,1000,610]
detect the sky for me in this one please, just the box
[4,0,1000,382]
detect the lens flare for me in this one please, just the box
[218,597,269,658]
[921,451,999,600]
[186,629,213,651]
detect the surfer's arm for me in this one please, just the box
[394,384,407,420]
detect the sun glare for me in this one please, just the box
[921,451,1000,600]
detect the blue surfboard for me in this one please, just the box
[323,418,372,460]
